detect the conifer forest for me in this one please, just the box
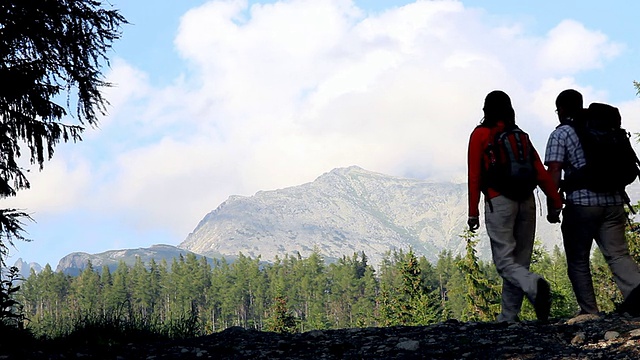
[13,223,640,339]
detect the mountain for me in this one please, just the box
[54,244,210,276]
[179,166,563,268]
[28,165,565,275]
[12,258,42,278]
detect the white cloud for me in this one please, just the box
[1,156,92,214]
[9,0,627,239]
[537,19,623,74]
[104,59,151,112]
[619,98,640,134]
[95,136,240,233]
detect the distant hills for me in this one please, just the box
[16,166,566,276]
[55,244,212,276]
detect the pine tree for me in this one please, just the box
[130,256,151,318]
[435,250,466,320]
[457,230,500,321]
[70,261,101,316]
[156,259,171,322]
[0,1,127,266]
[326,254,359,328]
[207,257,235,330]
[0,266,26,328]
[378,249,440,326]
[351,254,378,328]
[516,240,575,319]
[626,202,640,263]
[108,260,131,317]
[296,250,329,331]
[146,259,162,320]
[264,295,296,333]
[0,0,126,329]
[402,250,440,325]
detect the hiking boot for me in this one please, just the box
[617,284,640,317]
[496,314,520,324]
[534,278,551,322]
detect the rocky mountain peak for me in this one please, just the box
[179,165,561,268]
[11,258,42,278]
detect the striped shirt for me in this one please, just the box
[544,124,624,206]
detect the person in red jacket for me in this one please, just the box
[467,90,563,322]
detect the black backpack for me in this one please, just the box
[563,103,640,195]
[482,125,538,201]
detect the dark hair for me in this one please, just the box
[555,89,583,115]
[480,90,515,128]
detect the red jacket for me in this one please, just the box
[467,122,562,218]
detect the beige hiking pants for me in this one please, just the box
[485,195,543,322]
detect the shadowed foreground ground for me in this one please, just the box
[2,313,640,359]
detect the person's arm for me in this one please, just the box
[467,128,486,219]
[533,151,562,209]
[542,129,565,223]
[546,162,563,189]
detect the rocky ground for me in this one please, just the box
[3,313,640,359]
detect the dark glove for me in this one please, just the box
[468,216,480,232]
[547,208,562,224]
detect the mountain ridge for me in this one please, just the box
[18,165,565,275]
[178,165,561,268]
[179,166,477,268]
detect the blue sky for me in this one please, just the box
[4,0,640,268]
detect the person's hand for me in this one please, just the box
[547,208,562,224]
[468,216,480,232]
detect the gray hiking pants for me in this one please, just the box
[485,195,543,322]
[561,204,640,314]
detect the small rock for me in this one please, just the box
[566,313,601,325]
[571,332,586,345]
[307,330,325,338]
[604,331,620,341]
[396,340,420,351]
[629,329,640,338]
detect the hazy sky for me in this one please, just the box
[5,0,640,267]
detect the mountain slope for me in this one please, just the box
[179,166,562,267]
